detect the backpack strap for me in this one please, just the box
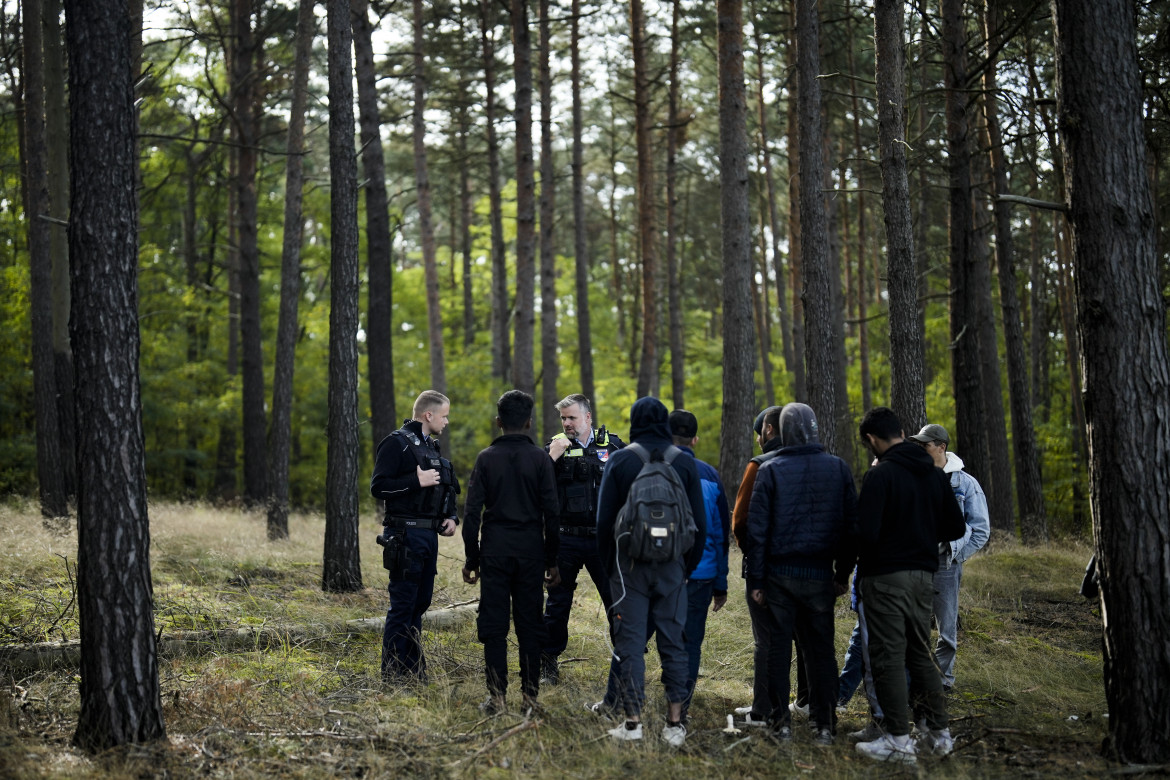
[662,444,681,465]
[627,442,650,464]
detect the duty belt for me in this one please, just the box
[559,525,596,538]
[385,517,443,531]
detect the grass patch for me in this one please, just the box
[0,502,1113,777]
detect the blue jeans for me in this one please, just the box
[838,620,864,704]
[682,578,715,713]
[932,552,962,687]
[762,573,838,731]
[381,528,438,680]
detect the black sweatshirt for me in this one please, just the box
[462,433,561,570]
[855,440,966,577]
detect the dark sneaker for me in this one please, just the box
[771,725,793,744]
[586,700,620,721]
[814,727,834,747]
[479,695,506,716]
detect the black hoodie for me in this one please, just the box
[595,397,708,576]
[855,440,965,577]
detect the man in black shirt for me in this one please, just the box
[462,390,561,714]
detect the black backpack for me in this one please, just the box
[615,443,696,564]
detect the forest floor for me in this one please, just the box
[0,500,1134,778]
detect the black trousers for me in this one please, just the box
[478,555,548,697]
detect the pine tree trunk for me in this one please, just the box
[785,30,806,404]
[795,0,836,454]
[215,137,241,502]
[942,0,990,497]
[233,0,267,506]
[480,0,510,383]
[44,0,75,504]
[666,0,685,410]
[413,0,446,393]
[268,0,315,542]
[749,2,792,380]
[631,0,658,398]
[22,0,68,523]
[65,0,165,747]
[355,0,396,447]
[323,0,363,593]
[1053,0,1170,762]
[716,0,755,493]
[511,0,536,396]
[875,0,925,434]
[538,0,559,442]
[982,0,1046,543]
[570,0,595,407]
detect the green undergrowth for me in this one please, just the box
[0,502,1112,778]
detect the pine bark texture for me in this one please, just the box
[65,0,165,748]
[716,0,755,493]
[1053,0,1170,762]
[538,0,559,443]
[412,0,445,393]
[631,0,659,398]
[667,0,685,409]
[23,0,68,521]
[983,0,1046,543]
[942,0,990,498]
[785,33,806,404]
[795,0,836,454]
[323,0,363,593]
[570,0,595,406]
[875,0,925,434]
[355,0,396,448]
[232,0,268,506]
[481,0,510,383]
[511,0,536,396]
[267,0,315,541]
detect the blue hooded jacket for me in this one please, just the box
[678,445,730,590]
[596,397,708,577]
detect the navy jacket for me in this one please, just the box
[595,397,708,577]
[745,442,857,591]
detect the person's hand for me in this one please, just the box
[750,589,765,605]
[439,518,457,536]
[549,437,572,460]
[462,565,478,584]
[417,464,441,487]
[544,567,561,588]
[834,581,849,598]
[712,592,728,612]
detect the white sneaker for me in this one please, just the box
[661,722,687,747]
[919,727,954,756]
[608,721,643,742]
[856,733,917,764]
[733,705,754,715]
[789,701,810,719]
[740,711,768,728]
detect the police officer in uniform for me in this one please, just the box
[540,393,624,685]
[371,390,460,681]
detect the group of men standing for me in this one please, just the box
[370,390,987,762]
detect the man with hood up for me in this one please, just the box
[745,403,857,746]
[595,397,707,746]
[908,423,989,691]
[853,407,966,764]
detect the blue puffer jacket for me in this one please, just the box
[745,442,857,591]
[679,446,730,591]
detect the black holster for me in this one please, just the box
[376,532,411,581]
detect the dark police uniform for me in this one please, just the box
[540,427,624,680]
[371,419,459,680]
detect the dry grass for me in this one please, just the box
[0,500,1113,778]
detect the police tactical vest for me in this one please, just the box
[553,428,621,525]
[384,426,458,521]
